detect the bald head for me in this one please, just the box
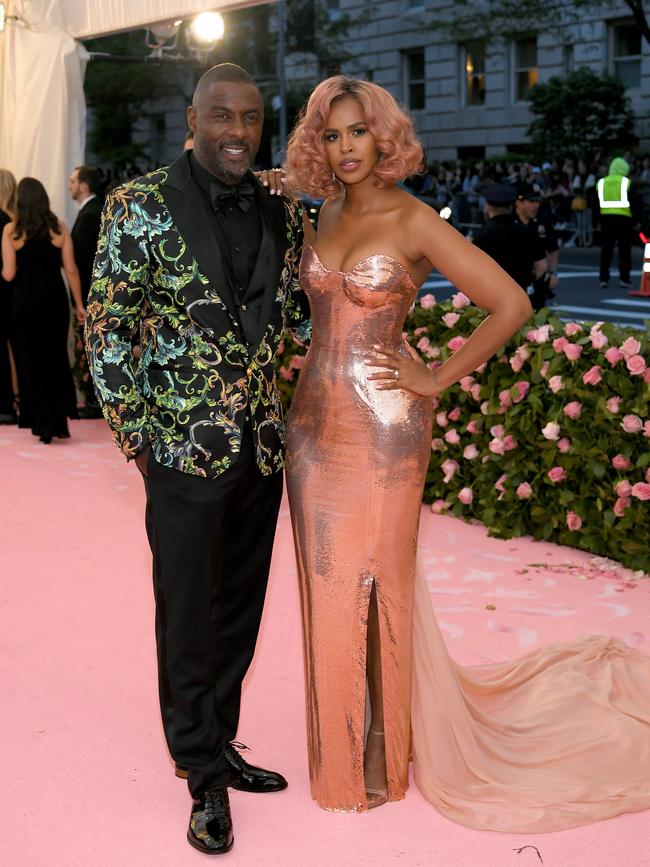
[193,63,260,108]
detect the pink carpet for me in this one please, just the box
[2,421,649,867]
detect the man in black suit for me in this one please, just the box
[85,65,310,855]
[69,165,103,417]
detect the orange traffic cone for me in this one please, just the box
[629,233,650,297]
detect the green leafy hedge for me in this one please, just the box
[277,294,650,573]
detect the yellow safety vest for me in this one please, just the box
[597,175,632,217]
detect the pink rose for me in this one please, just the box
[441,312,460,328]
[517,345,532,362]
[290,354,305,369]
[614,497,631,517]
[466,420,480,434]
[621,336,641,358]
[510,354,524,373]
[498,389,512,409]
[459,375,474,392]
[612,454,632,470]
[647,468,650,483]
[606,397,621,414]
[626,355,646,376]
[582,365,602,386]
[448,407,462,422]
[541,421,561,440]
[441,459,459,483]
[431,499,449,513]
[463,444,479,460]
[645,421,650,438]
[458,486,474,504]
[503,434,518,451]
[540,362,550,378]
[417,336,431,352]
[548,375,564,394]
[475,362,487,374]
[547,466,567,483]
[513,381,530,403]
[631,482,650,501]
[552,336,568,352]
[563,401,582,420]
[566,511,582,531]
[470,383,482,401]
[436,411,448,428]
[279,366,294,381]
[444,428,461,445]
[615,479,632,498]
[489,438,506,455]
[644,368,650,383]
[426,345,441,359]
[414,326,428,336]
[604,346,624,366]
[452,292,471,309]
[591,329,608,350]
[516,482,533,499]
[564,322,582,336]
[448,336,467,352]
[431,438,445,451]
[528,325,552,344]
[563,342,583,362]
[557,437,572,453]
[495,474,508,494]
[490,424,505,438]
[420,293,436,309]
[621,414,643,434]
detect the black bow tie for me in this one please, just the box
[210,179,255,213]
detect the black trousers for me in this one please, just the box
[599,215,632,284]
[143,427,283,797]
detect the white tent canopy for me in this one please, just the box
[0,0,265,223]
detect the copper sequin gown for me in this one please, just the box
[286,244,650,830]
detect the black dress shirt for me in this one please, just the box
[189,152,262,312]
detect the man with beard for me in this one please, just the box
[85,64,310,855]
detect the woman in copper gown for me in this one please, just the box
[283,77,650,831]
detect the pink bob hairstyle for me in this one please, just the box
[285,76,424,198]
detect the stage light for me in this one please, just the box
[190,12,225,44]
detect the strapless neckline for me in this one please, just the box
[305,244,419,293]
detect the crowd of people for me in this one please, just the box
[408,152,649,246]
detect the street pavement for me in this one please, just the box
[422,244,648,330]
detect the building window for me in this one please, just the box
[463,41,486,106]
[405,0,424,9]
[562,44,574,75]
[611,21,641,89]
[513,36,538,101]
[403,50,425,110]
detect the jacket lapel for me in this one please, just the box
[160,153,240,324]
[252,188,290,345]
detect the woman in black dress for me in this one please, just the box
[1,178,85,443]
[0,169,18,425]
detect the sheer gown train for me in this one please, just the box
[285,244,650,831]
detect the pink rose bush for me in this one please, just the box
[278,300,650,571]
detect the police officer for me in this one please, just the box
[474,183,547,308]
[515,181,559,309]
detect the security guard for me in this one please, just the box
[515,181,559,309]
[474,183,547,307]
[597,156,641,289]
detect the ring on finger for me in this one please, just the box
[393,369,400,380]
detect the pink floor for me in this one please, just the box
[2,420,649,867]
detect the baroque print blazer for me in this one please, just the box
[85,154,310,479]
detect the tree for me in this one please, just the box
[429,0,650,46]
[526,68,636,163]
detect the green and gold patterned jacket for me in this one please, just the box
[85,154,310,478]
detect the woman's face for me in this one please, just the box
[323,95,379,185]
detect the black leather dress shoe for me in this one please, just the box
[175,742,288,793]
[187,786,234,855]
[225,742,288,793]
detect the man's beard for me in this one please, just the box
[196,139,253,185]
